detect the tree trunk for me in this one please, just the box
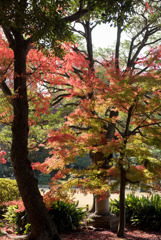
[115,23,122,71]
[88,194,95,213]
[85,20,94,69]
[11,33,61,240]
[117,166,126,238]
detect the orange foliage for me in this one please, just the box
[0,148,6,164]
[3,199,25,212]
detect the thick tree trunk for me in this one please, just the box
[11,34,61,240]
[117,166,126,238]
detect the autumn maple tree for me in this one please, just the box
[32,42,161,238]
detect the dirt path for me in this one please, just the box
[40,187,158,209]
[73,189,158,208]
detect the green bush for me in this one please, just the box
[3,204,31,234]
[48,201,86,232]
[0,222,5,236]
[110,193,161,231]
[4,200,86,234]
[0,178,20,203]
[0,204,7,220]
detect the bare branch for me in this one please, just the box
[63,102,79,107]
[70,26,85,37]
[1,26,15,50]
[136,66,149,75]
[51,93,71,106]
[0,61,13,98]
[144,37,161,46]
[131,107,161,133]
[69,125,90,131]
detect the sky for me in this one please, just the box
[92,23,117,49]
[92,23,129,50]
[75,22,127,50]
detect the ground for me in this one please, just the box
[1,224,161,240]
[72,190,151,209]
[61,227,161,240]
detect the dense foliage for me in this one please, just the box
[4,200,86,235]
[3,205,30,234]
[110,193,161,231]
[0,178,20,203]
[48,201,86,233]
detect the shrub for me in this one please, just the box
[110,193,161,231]
[3,204,30,234]
[0,222,5,236]
[0,204,7,220]
[48,201,86,232]
[4,200,86,234]
[0,178,20,203]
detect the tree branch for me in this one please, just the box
[131,106,161,134]
[70,26,85,37]
[63,9,89,23]
[69,125,90,131]
[0,62,13,97]
[51,93,71,106]
[1,25,15,50]
[125,176,139,184]
[0,80,12,97]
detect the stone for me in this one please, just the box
[87,194,119,232]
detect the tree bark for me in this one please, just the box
[11,33,61,240]
[85,20,94,69]
[115,23,122,71]
[117,165,126,238]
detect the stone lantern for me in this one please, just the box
[87,151,119,232]
[87,192,119,232]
